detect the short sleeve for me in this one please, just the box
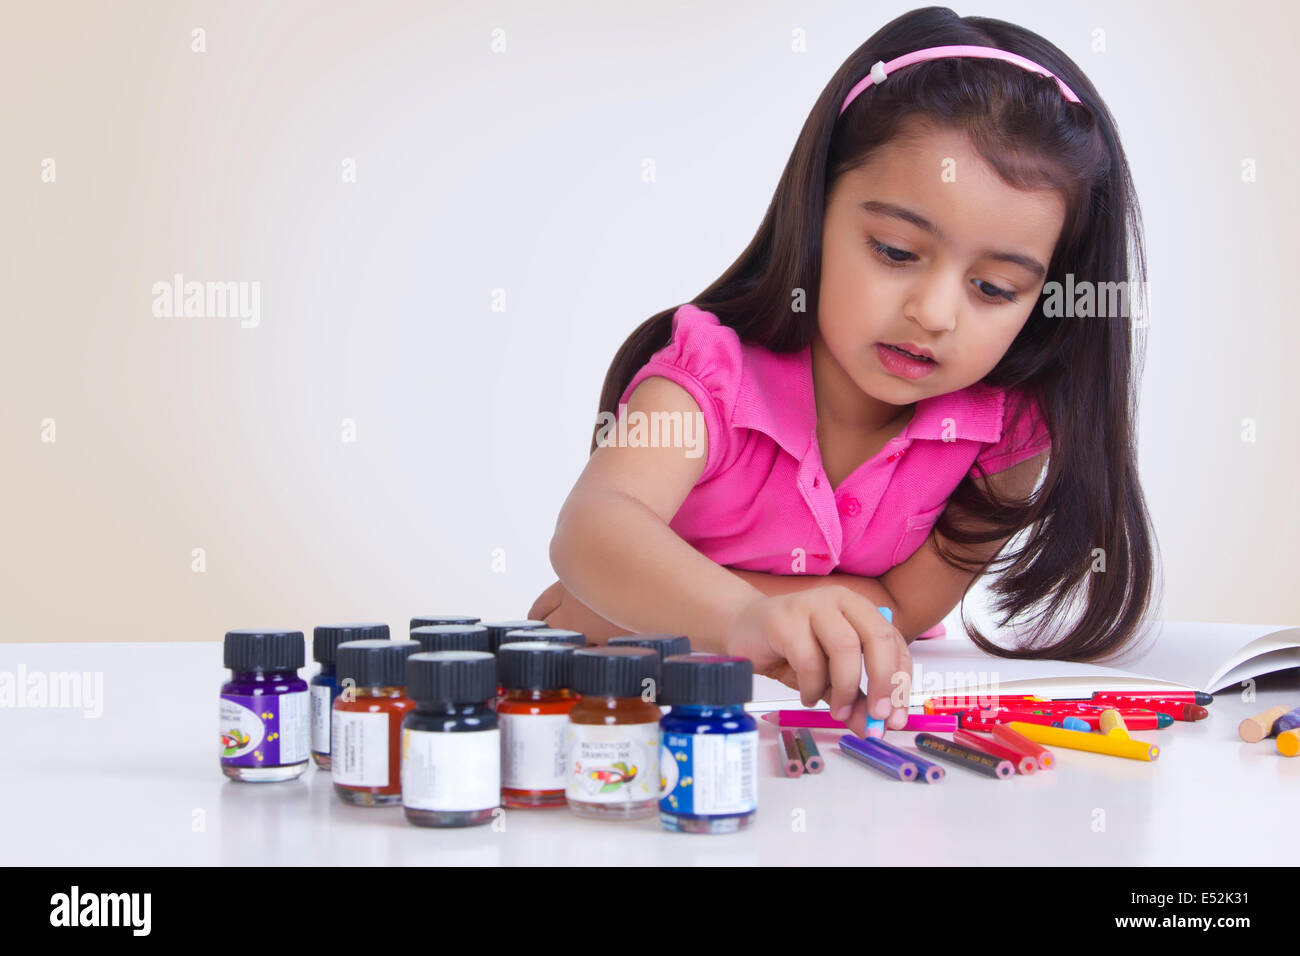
[617,304,743,484]
[968,388,1052,478]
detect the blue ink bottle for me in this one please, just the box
[220,629,311,782]
[658,654,758,834]
[310,623,390,770]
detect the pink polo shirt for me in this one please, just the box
[618,304,1051,577]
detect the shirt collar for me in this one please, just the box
[730,339,1006,460]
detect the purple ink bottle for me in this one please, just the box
[220,629,311,782]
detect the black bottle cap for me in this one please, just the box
[409,614,480,631]
[568,646,661,699]
[483,620,547,652]
[608,633,692,660]
[497,641,579,691]
[407,651,498,704]
[312,623,390,664]
[411,624,491,654]
[224,629,304,672]
[499,627,586,649]
[335,639,420,688]
[660,654,754,706]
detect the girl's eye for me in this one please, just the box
[867,237,915,264]
[866,237,1019,303]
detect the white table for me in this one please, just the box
[2,642,1295,865]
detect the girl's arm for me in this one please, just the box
[549,374,909,734]
[548,376,763,652]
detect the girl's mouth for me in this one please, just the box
[875,343,938,380]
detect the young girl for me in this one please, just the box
[530,8,1160,738]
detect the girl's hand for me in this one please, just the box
[723,586,911,737]
[526,580,629,643]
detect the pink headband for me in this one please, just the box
[839,44,1082,116]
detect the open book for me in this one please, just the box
[747,620,1300,710]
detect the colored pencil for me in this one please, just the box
[794,728,823,773]
[838,735,916,781]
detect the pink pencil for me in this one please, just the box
[760,710,957,732]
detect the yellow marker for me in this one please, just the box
[1238,705,1290,743]
[1278,728,1300,757]
[1099,708,1130,739]
[1006,721,1159,762]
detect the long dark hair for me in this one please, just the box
[589,7,1161,662]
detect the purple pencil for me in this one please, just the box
[839,734,917,781]
[861,735,946,783]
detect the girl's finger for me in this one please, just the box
[837,591,912,734]
[781,622,829,709]
[526,580,565,620]
[809,603,866,721]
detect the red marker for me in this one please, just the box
[1002,705,1168,731]
[1092,690,1212,706]
[957,709,1062,731]
[1090,695,1208,720]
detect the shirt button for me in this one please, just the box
[838,495,861,517]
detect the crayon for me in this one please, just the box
[1268,706,1300,737]
[1006,721,1159,761]
[1238,706,1291,743]
[838,734,916,781]
[1277,728,1300,757]
[1099,708,1130,738]
[794,728,824,773]
[914,733,1015,779]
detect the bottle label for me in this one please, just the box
[219,692,309,767]
[660,730,758,816]
[332,710,390,786]
[566,721,660,804]
[402,729,501,812]
[310,684,332,753]
[500,712,568,791]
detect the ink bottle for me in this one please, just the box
[309,622,390,770]
[483,620,546,653]
[220,629,310,782]
[496,641,579,808]
[658,654,758,834]
[498,627,586,649]
[331,639,420,806]
[402,651,501,827]
[410,615,480,633]
[608,633,692,661]
[565,646,662,820]
[411,624,491,654]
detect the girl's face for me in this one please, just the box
[817,121,1065,412]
